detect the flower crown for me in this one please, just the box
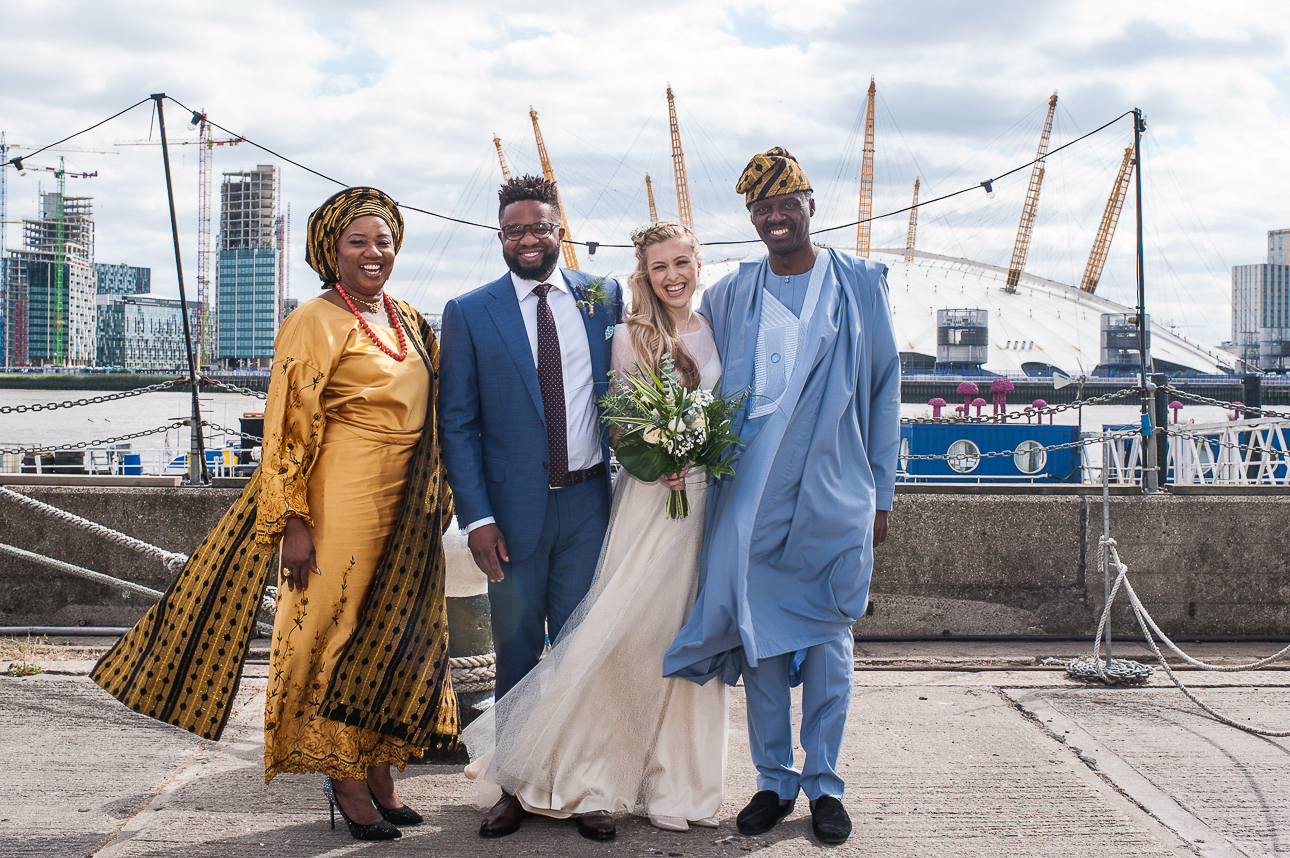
[630,222,668,244]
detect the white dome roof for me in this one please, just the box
[694,247,1232,377]
[877,248,1232,376]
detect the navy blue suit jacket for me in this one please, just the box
[439,269,621,562]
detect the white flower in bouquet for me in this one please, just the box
[643,426,663,446]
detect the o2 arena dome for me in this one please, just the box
[872,248,1233,378]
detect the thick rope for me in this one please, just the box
[0,542,273,636]
[1072,536,1290,737]
[0,486,188,572]
[0,486,499,692]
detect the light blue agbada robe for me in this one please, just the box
[663,247,901,686]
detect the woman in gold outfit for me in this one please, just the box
[93,187,458,842]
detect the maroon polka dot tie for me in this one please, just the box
[534,284,569,487]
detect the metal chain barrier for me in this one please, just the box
[902,386,1143,425]
[1071,535,1290,737]
[0,377,186,414]
[198,376,268,400]
[0,421,189,456]
[1164,425,1290,459]
[901,428,1142,462]
[1158,385,1290,420]
[201,420,262,443]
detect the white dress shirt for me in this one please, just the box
[464,268,603,534]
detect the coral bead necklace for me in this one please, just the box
[336,284,408,361]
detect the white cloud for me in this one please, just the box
[1,0,1286,347]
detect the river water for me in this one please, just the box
[1,387,1239,476]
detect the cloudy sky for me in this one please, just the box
[2,0,1287,347]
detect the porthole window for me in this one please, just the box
[1013,439,1047,475]
[947,439,980,473]
[899,437,910,470]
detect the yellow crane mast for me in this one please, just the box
[645,173,658,223]
[1004,91,1058,293]
[856,77,876,257]
[1080,146,1134,294]
[666,86,693,229]
[529,107,579,271]
[493,134,511,180]
[904,178,920,262]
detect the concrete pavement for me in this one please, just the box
[2,641,1288,857]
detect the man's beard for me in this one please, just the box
[503,243,561,282]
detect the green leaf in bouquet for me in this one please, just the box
[614,439,668,482]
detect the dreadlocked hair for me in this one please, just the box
[625,222,704,389]
[498,175,560,221]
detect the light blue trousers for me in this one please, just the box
[742,629,854,801]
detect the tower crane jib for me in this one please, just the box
[666,86,693,230]
[1004,91,1058,294]
[529,107,579,271]
[1081,146,1134,294]
[856,77,876,257]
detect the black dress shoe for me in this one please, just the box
[369,786,424,826]
[810,796,852,844]
[736,790,795,836]
[575,811,616,840]
[480,792,531,838]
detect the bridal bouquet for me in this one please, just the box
[599,353,751,520]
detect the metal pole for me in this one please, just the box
[1102,436,1113,665]
[1132,108,1158,493]
[1152,373,1169,487]
[152,94,207,485]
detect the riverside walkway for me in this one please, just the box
[2,640,1287,857]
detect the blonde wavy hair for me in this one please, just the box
[624,222,705,389]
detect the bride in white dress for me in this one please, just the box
[462,222,729,832]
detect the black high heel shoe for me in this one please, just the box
[323,777,402,840]
[369,786,424,826]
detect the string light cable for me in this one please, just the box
[3,93,1134,252]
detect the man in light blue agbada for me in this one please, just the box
[663,148,901,845]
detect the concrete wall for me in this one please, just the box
[2,486,1288,636]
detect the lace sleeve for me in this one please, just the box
[255,317,331,549]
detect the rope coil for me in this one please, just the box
[1069,535,1290,737]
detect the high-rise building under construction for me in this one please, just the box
[216,164,283,368]
[5,193,97,366]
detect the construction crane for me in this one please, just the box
[904,178,920,262]
[493,134,511,180]
[118,114,243,364]
[1004,91,1058,293]
[645,173,658,223]
[856,77,876,257]
[666,86,693,229]
[529,107,579,270]
[17,158,98,364]
[1080,146,1135,294]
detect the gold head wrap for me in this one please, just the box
[736,147,812,206]
[305,186,405,285]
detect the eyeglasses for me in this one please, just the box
[501,222,557,241]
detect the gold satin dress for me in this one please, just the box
[259,296,428,782]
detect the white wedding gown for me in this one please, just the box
[462,319,729,822]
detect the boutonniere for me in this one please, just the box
[572,276,613,318]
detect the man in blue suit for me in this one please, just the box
[439,175,620,841]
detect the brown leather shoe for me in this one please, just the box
[575,811,616,840]
[479,793,531,838]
